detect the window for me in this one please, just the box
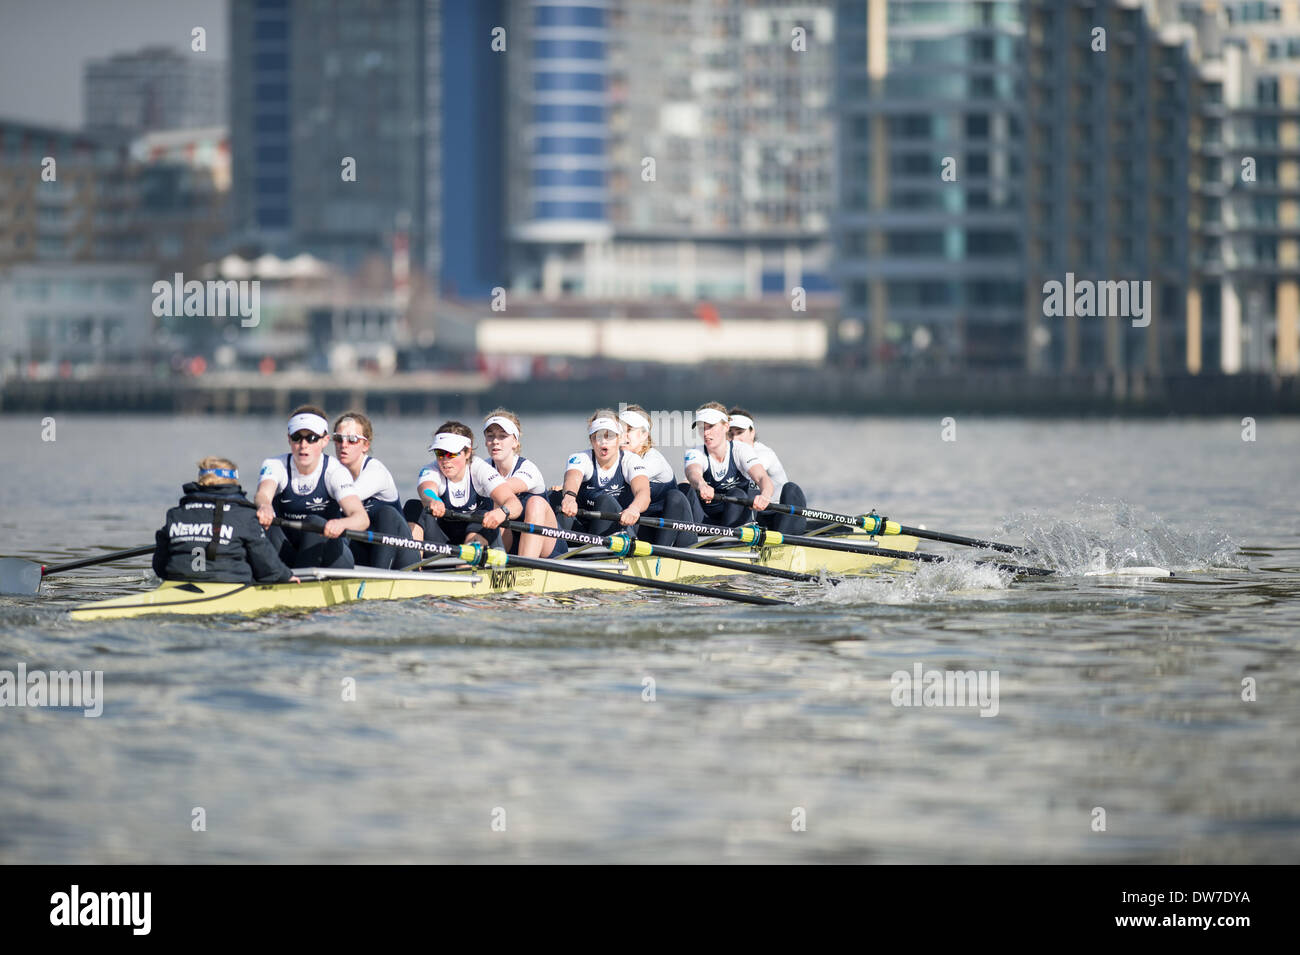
[535,6,603,27]
[533,201,604,219]
[533,40,605,60]
[535,137,605,156]
[533,168,604,187]
[534,72,605,92]
[887,231,944,255]
[534,104,603,124]
[966,230,1019,256]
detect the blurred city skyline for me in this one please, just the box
[0,1,1298,415]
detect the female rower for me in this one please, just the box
[255,405,369,568]
[403,421,523,549]
[727,406,806,535]
[330,411,418,569]
[154,457,298,584]
[619,404,696,547]
[481,409,561,557]
[556,409,651,538]
[682,401,775,528]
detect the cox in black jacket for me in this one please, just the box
[153,483,294,583]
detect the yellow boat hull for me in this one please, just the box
[69,533,918,620]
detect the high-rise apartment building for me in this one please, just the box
[229,0,441,275]
[1182,0,1300,375]
[832,0,1027,368]
[503,0,835,300]
[0,120,140,264]
[84,46,226,136]
[1023,0,1194,374]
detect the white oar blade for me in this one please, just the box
[0,558,43,595]
[1083,566,1173,578]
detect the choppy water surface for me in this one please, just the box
[1,415,1296,863]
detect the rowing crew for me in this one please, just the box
[152,403,808,585]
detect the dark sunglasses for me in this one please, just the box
[290,432,326,444]
[434,448,464,460]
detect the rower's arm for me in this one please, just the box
[336,494,370,532]
[747,463,775,509]
[488,484,523,520]
[628,475,650,515]
[559,466,583,517]
[684,462,705,492]
[254,479,278,527]
[417,480,445,517]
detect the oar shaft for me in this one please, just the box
[582,510,1053,577]
[43,545,157,576]
[894,524,1024,554]
[499,552,787,605]
[500,516,816,582]
[719,496,1028,555]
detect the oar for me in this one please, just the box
[718,495,1031,555]
[444,511,819,582]
[579,510,1055,577]
[0,545,157,596]
[274,517,787,606]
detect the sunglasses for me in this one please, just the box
[290,432,326,445]
[333,434,366,445]
[591,430,620,442]
[434,448,464,460]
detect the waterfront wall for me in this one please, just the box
[3,369,1297,416]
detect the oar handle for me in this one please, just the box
[718,496,899,535]
[272,516,490,566]
[275,516,787,604]
[453,511,816,582]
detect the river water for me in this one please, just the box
[0,414,1296,863]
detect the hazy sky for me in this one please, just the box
[0,0,227,129]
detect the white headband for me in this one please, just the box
[729,414,754,431]
[619,409,650,432]
[693,408,728,428]
[287,413,328,436]
[588,417,621,436]
[428,432,472,454]
[483,415,520,438]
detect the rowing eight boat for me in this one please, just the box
[68,530,919,620]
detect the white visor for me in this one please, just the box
[619,409,650,432]
[428,432,472,454]
[287,412,329,436]
[588,417,621,436]
[729,414,754,431]
[483,415,520,438]
[693,408,728,428]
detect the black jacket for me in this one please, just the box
[153,483,294,583]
